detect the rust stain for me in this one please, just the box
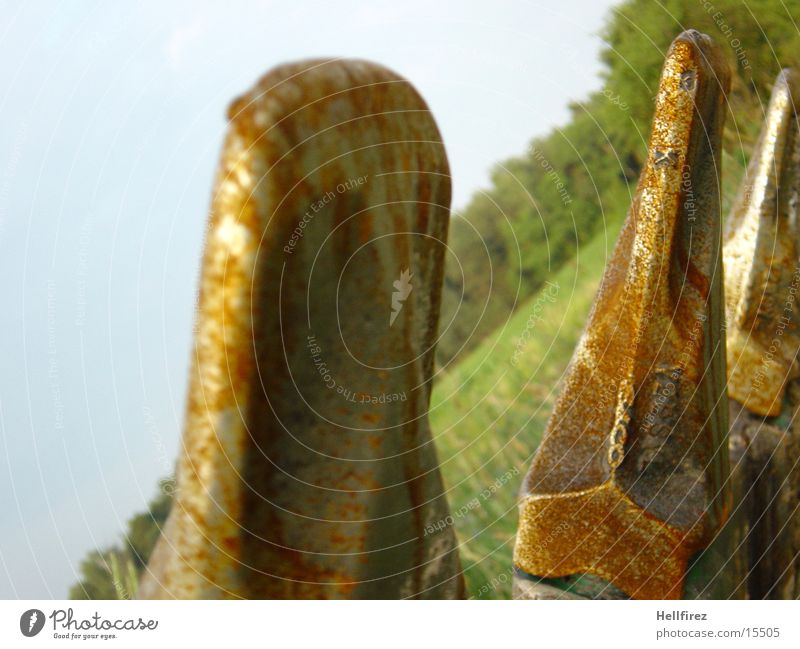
[724,69,800,417]
[514,31,731,599]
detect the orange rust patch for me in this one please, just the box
[514,481,699,599]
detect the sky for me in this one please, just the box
[0,0,616,598]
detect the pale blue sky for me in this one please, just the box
[0,0,615,598]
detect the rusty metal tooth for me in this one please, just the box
[724,69,800,599]
[138,59,464,599]
[724,68,800,417]
[513,30,732,600]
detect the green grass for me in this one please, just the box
[430,221,623,598]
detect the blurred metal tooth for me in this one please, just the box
[139,59,464,599]
[724,68,800,417]
[724,69,800,600]
[513,30,732,600]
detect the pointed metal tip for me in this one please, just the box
[774,67,800,105]
[668,28,731,94]
[514,31,731,599]
[724,68,800,417]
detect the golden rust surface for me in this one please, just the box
[514,31,732,599]
[139,59,463,599]
[724,69,800,417]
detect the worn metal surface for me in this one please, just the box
[512,574,589,600]
[728,399,798,599]
[139,59,464,599]
[512,570,627,600]
[513,31,732,600]
[781,382,800,599]
[724,69,800,417]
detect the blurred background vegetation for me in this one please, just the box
[70,0,800,599]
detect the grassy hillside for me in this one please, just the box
[430,223,622,598]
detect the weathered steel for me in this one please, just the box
[724,68,800,417]
[512,576,588,600]
[723,69,800,599]
[512,571,627,600]
[513,30,733,600]
[781,382,800,598]
[729,403,798,599]
[139,59,464,599]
